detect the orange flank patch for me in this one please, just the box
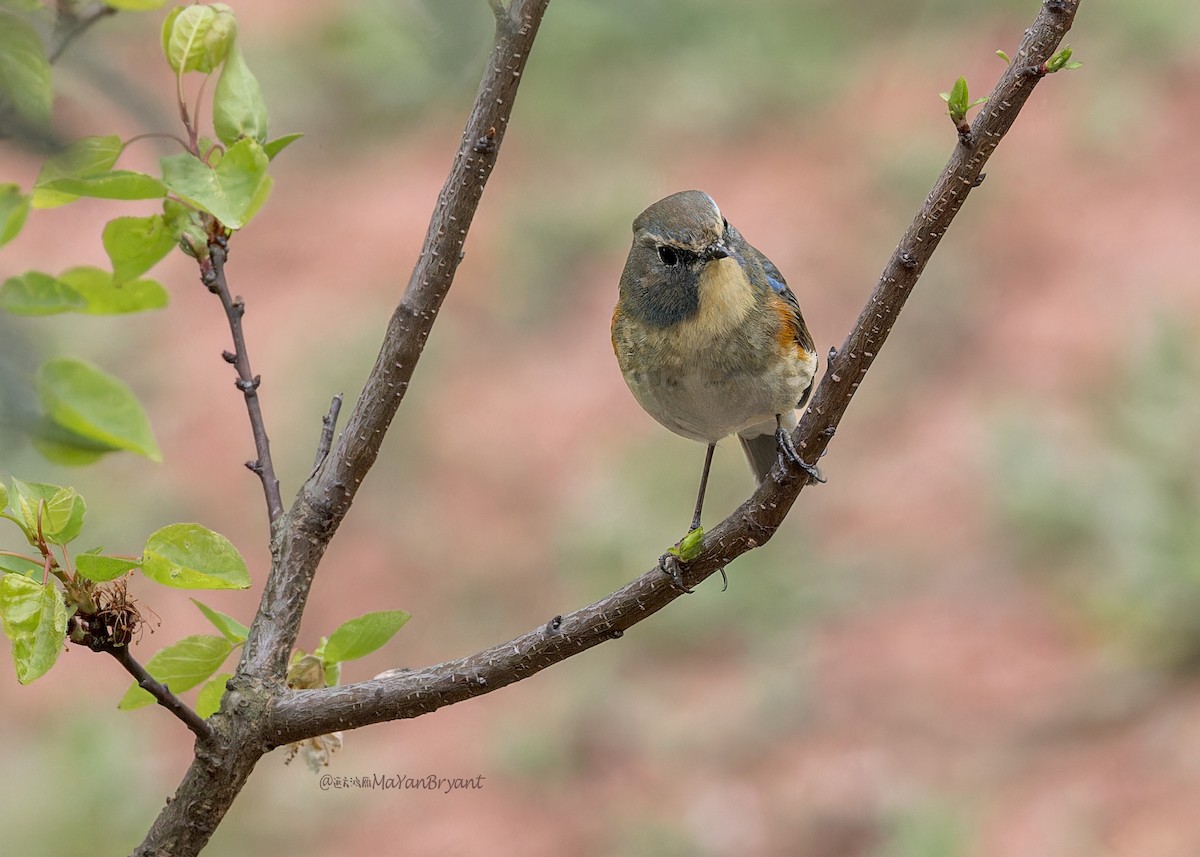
[769,293,808,358]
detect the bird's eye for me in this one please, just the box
[657,246,679,267]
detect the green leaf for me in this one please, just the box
[321,610,411,664]
[102,216,178,284]
[0,553,42,577]
[10,478,86,545]
[35,357,161,462]
[117,634,232,709]
[32,135,123,208]
[0,480,7,511]
[0,271,87,315]
[58,266,168,315]
[1,268,166,317]
[30,434,113,466]
[75,553,140,582]
[0,12,52,125]
[106,0,169,9]
[263,133,302,161]
[37,170,167,202]
[0,575,67,683]
[0,183,31,246]
[141,523,250,590]
[195,671,232,718]
[996,49,1011,65]
[213,44,268,146]
[161,3,236,75]
[160,138,271,229]
[191,598,248,643]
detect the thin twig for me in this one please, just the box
[266,0,1085,744]
[200,239,285,527]
[104,644,214,743]
[47,4,118,64]
[312,394,343,471]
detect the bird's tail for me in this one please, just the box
[738,432,780,486]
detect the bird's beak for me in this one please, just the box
[704,241,730,262]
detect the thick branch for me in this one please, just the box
[104,644,214,743]
[236,0,551,684]
[200,240,285,527]
[132,5,551,854]
[265,0,1083,743]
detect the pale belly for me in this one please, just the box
[623,361,812,444]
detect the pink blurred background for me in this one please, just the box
[3,1,1200,855]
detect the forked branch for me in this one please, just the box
[265,0,1084,744]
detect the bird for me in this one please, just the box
[611,190,819,583]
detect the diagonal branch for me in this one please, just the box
[199,239,285,527]
[235,0,551,684]
[265,0,1084,745]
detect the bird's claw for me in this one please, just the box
[659,552,694,594]
[776,426,826,484]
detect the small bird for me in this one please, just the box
[611,190,820,577]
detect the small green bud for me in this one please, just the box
[668,526,705,562]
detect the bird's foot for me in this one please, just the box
[776,426,825,484]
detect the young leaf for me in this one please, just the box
[10,478,86,545]
[36,170,167,203]
[191,598,249,643]
[75,553,140,582]
[0,553,42,578]
[0,12,52,125]
[160,138,271,229]
[0,271,87,315]
[32,135,124,208]
[0,480,7,510]
[321,610,411,664]
[0,574,68,684]
[58,266,168,315]
[35,357,161,462]
[29,413,131,467]
[102,216,178,284]
[117,634,232,709]
[195,671,233,718]
[263,133,303,161]
[161,3,237,75]
[0,183,31,246]
[213,44,268,146]
[141,523,251,590]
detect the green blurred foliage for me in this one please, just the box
[995,318,1200,670]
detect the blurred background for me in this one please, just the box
[2,0,1200,854]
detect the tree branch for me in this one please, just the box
[235,0,552,685]
[199,239,285,527]
[131,4,553,854]
[264,0,1084,744]
[103,644,214,743]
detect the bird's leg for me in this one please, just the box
[775,415,825,484]
[658,442,717,594]
[690,442,716,532]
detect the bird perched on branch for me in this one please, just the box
[611,190,820,585]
